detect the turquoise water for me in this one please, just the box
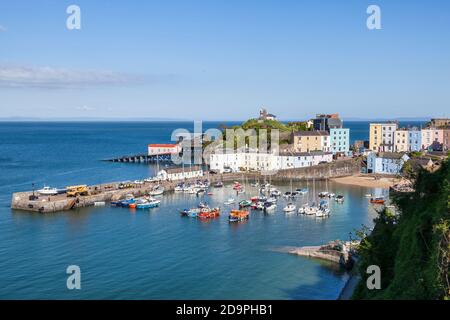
[0,121,393,299]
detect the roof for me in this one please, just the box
[164,166,203,174]
[292,130,329,137]
[375,152,408,160]
[148,144,178,148]
[279,151,333,157]
[410,157,433,167]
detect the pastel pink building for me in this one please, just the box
[421,128,444,150]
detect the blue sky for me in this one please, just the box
[0,0,449,120]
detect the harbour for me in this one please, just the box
[11,158,361,213]
[0,121,416,299]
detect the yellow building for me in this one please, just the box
[369,123,382,151]
[394,130,409,152]
[292,131,330,152]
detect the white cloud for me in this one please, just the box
[0,65,144,89]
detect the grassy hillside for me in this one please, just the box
[353,159,450,299]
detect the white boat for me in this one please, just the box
[174,185,184,192]
[264,202,277,212]
[303,206,318,215]
[365,193,372,198]
[270,190,281,197]
[328,193,335,198]
[298,207,305,214]
[256,202,265,210]
[335,195,344,203]
[283,203,296,213]
[94,201,106,207]
[37,186,58,195]
[266,197,277,204]
[149,186,164,196]
[224,198,235,205]
[318,191,329,198]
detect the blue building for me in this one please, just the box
[408,129,422,152]
[330,128,350,155]
[367,152,410,175]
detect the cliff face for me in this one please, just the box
[353,160,450,300]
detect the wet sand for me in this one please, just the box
[331,175,400,189]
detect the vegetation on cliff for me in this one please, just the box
[353,159,450,299]
[218,119,310,147]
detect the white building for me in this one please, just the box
[157,166,203,181]
[148,144,181,156]
[209,150,333,173]
[367,152,409,175]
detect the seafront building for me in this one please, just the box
[148,144,181,156]
[408,128,422,152]
[367,152,410,175]
[209,149,333,173]
[313,114,342,131]
[369,122,398,152]
[291,131,330,153]
[329,128,350,155]
[158,166,203,181]
[394,129,409,152]
[443,129,450,151]
[421,128,444,151]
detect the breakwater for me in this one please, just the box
[11,158,361,213]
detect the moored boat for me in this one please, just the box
[37,186,58,195]
[228,209,249,222]
[283,203,296,213]
[370,197,385,204]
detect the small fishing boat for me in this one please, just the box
[228,210,249,222]
[283,191,292,198]
[270,190,281,197]
[266,197,277,204]
[149,185,164,196]
[136,198,160,209]
[316,200,330,217]
[214,181,224,188]
[365,193,372,198]
[291,191,299,198]
[198,202,208,208]
[174,185,184,192]
[180,209,189,216]
[335,195,344,203]
[37,186,58,195]
[283,203,296,213]
[296,188,308,195]
[370,197,385,204]
[198,208,220,219]
[256,202,265,210]
[233,182,242,190]
[239,200,252,208]
[318,191,329,198]
[298,206,305,214]
[224,198,235,205]
[303,205,318,216]
[327,193,335,198]
[264,202,277,212]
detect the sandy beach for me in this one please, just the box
[331,175,400,188]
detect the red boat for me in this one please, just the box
[198,208,220,219]
[370,197,385,204]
